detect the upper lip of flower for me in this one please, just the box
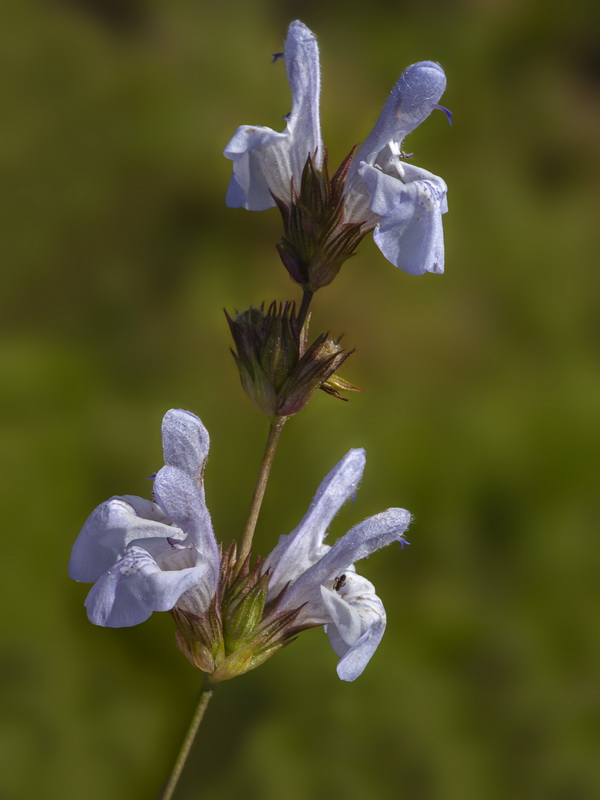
[349,61,447,175]
[70,409,412,680]
[224,20,322,210]
[224,21,450,276]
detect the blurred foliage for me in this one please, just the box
[1,0,599,798]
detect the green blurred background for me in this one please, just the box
[2,0,599,797]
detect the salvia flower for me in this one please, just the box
[263,447,411,680]
[68,409,220,628]
[343,62,449,275]
[224,20,322,211]
[224,20,449,277]
[70,410,411,681]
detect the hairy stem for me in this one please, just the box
[236,415,288,572]
[161,683,214,800]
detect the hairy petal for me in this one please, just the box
[84,546,207,627]
[153,466,219,592]
[282,20,322,174]
[161,409,210,484]
[224,20,322,209]
[264,449,366,595]
[281,508,410,614]
[352,61,447,171]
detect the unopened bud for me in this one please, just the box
[274,150,374,292]
[226,302,354,416]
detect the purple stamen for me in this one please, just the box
[399,537,411,550]
[146,472,157,480]
[432,104,453,126]
[272,52,284,63]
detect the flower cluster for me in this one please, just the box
[225,20,449,277]
[69,410,411,681]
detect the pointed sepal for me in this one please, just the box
[275,150,374,291]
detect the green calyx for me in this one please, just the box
[171,543,301,683]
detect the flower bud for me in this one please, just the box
[226,302,354,416]
[274,150,374,291]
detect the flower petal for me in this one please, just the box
[84,546,207,627]
[352,61,447,171]
[224,20,322,209]
[161,409,210,484]
[321,572,387,680]
[153,465,220,592]
[281,508,411,611]
[335,618,387,681]
[359,162,447,274]
[283,20,322,167]
[68,496,181,583]
[224,126,289,210]
[333,614,387,681]
[264,448,366,595]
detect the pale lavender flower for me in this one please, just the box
[224,21,449,276]
[68,409,220,627]
[70,410,411,681]
[224,20,322,211]
[263,449,411,681]
[344,62,448,275]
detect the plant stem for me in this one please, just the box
[297,288,314,329]
[161,683,214,800]
[236,415,287,572]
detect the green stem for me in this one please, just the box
[236,415,287,572]
[161,684,214,800]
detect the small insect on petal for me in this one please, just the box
[166,536,187,550]
[333,574,347,592]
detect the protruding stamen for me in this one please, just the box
[433,104,453,126]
